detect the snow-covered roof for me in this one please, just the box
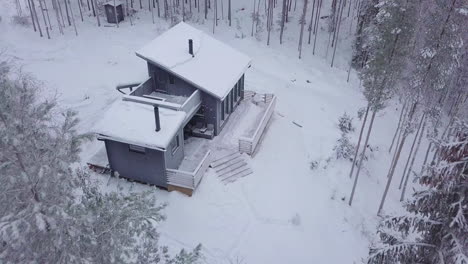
[93,99,186,150]
[136,22,252,100]
[104,0,123,6]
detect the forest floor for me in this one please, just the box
[0,1,423,263]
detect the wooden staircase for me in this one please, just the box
[210,152,252,184]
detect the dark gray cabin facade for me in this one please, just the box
[143,61,245,136]
[93,22,251,193]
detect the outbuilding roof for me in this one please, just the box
[93,99,186,150]
[104,0,123,6]
[136,22,252,100]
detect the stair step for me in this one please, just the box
[219,165,250,180]
[221,168,253,183]
[210,152,241,168]
[215,158,244,172]
[217,161,248,175]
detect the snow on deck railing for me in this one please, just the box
[122,94,181,110]
[166,150,212,190]
[239,95,276,155]
[180,90,201,115]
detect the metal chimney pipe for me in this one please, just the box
[188,39,194,57]
[154,106,161,132]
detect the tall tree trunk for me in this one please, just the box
[330,0,344,67]
[312,0,322,55]
[266,0,273,45]
[212,0,216,33]
[398,113,425,189]
[389,101,407,153]
[63,0,71,26]
[78,0,84,21]
[307,0,315,44]
[181,0,185,21]
[279,0,287,43]
[52,0,64,34]
[27,0,37,32]
[204,0,208,19]
[378,102,417,215]
[349,105,369,178]
[298,0,308,58]
[38,0,51,39]
[228,0,231,26]
[43,0,53,29]
[127,0,133,25]
[400,114,426,201]
[30,0,43,37]
[68,0,78,35]
[93,0,101,26]
[251,0,256,36]
[349,110,377,206]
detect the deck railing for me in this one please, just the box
[239,95,276,155]
[166,150,212,190]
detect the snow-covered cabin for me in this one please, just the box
[93,22,251,193]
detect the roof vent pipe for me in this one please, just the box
[154,106,161,132]
[188,39,194,57]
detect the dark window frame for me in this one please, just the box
[129,144,146,154]
[168,73,175,84]
[171,135,180,155]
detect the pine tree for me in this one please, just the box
[0,63,202,264]
[368,120,468,264]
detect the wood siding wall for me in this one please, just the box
[105,140,167,187]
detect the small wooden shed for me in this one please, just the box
[104,0,124,24]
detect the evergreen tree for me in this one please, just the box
[0,63,202,263]
[368,120,468,264]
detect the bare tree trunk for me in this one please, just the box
[114,0,121,27]
[93,0,101,26]
[349,110,376,206]
[266,0,273,45]
[127,0,133,25]
[349,105,369,178]
[212,0,216,33]
[181,0,185,21]
[330,0,345,67]
[251,0,256,36]
[204,0,208,19]
[307,0,315,44]
[30,0,43,37]
[27,0,37,32]
[389,101,407,153]
[398,113,425,189]
[312,0,322,55]
[43,0,53,29]
[400,114,426,201]
[279,0,287,43]
[298,0,309,59]
[378,102,417,215]
[52,0,64,34]
[68,0,78,35]
[256,0,261,33]
[63,0,71,26]
[78,0,84,21]
[38,0,50,38]
[228,0,231,26]
[220,0,224,20]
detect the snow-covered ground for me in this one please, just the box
[0,1,419,262]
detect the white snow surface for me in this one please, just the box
[0,1,417,263]
[93,99,185,149]
[136,22,252,100]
